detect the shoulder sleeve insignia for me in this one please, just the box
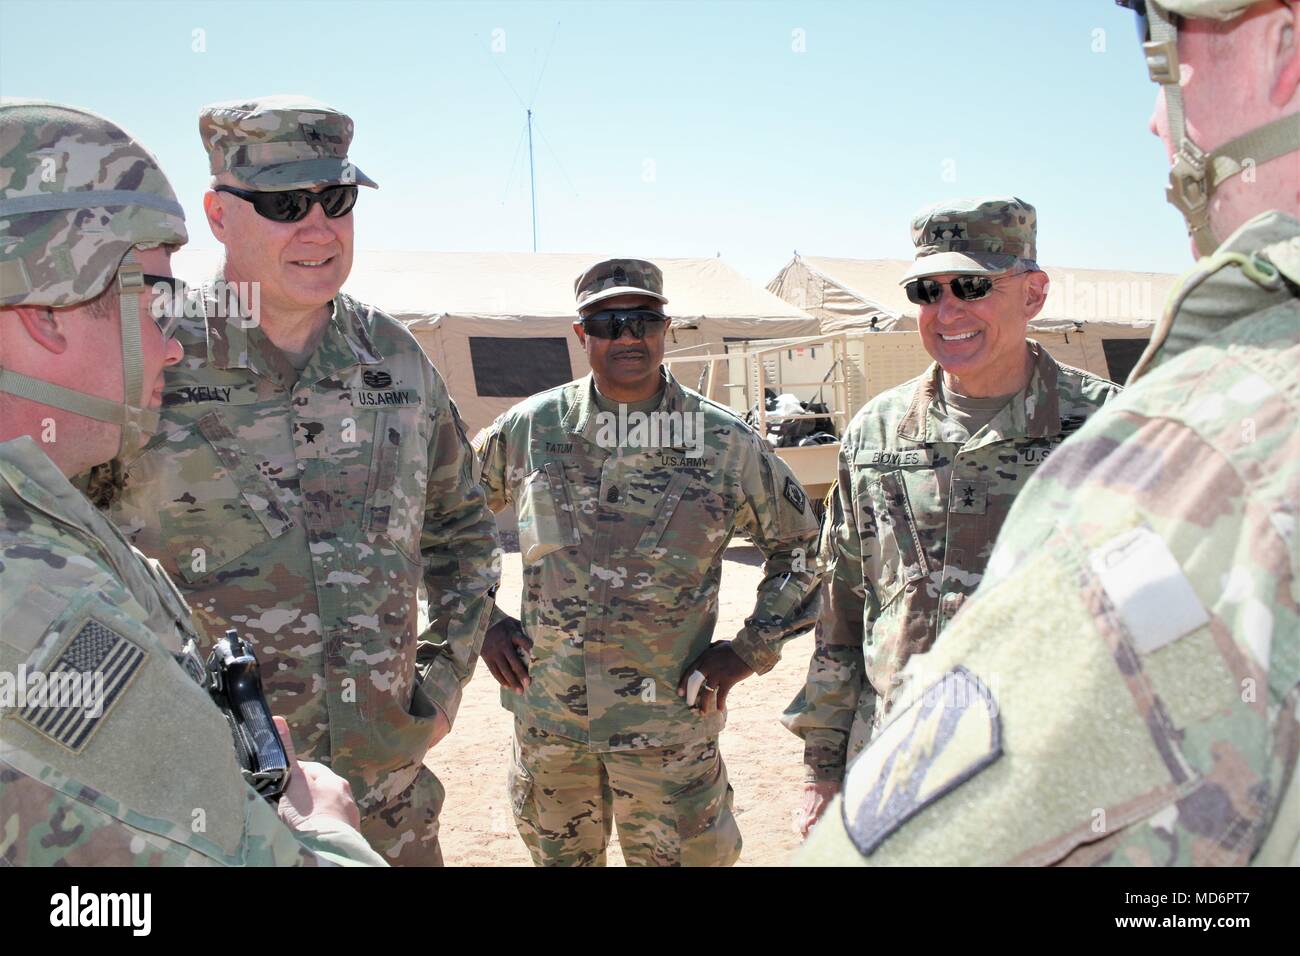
[15,618,146,753]
[783,476,807,514]
[841,666,1002,856]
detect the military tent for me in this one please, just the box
[173,249,820,436]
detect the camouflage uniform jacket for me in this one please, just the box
[783,341,1119,781]
[477,369,821,751]
[0,437,383,865]
[800,211,1300,866]
[109,291,500,793]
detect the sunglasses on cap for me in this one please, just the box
[580,309,668,340]
[214,184,358,223]
[904,272,1029,306]
[1114,0,1181,44]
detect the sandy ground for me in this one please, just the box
[431,542,812,866]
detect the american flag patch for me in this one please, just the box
[18,619,145,753]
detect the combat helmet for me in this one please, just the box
[0,98,188,457]
[1115,1,1300,256]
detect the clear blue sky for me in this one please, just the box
[0,0,1193,284]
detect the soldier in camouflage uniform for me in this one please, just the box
[800,0,1300,865]
[0,99,382,866]
[107,96,500,866]
[783,198,1120,836]
[475,258,821,865]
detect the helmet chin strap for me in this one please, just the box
[0,250,160,460]
[1146,3,1300,257]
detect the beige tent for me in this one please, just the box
[173,249,820,436]
[768,254,1179,384]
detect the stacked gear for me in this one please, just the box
[1117,0,1300,256]
[0,99,188,459]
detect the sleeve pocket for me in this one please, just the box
[516,461,579,565]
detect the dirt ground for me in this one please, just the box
[431,542,812,866]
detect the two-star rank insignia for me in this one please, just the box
[949,478,988,515]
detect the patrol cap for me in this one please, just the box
[199,94,378,191]
[0,98,188,308]
[1154,0,1257,19]
[900,196,1038,283]
[574,258,668,312]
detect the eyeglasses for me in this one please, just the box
[214,184,358,223]
[1114,0,1180,44]
[143,274,188,340]
[580,309,668,340]
[904,272,1024,306]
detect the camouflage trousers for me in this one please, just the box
[508,722,742,867]
[351,759,446,867]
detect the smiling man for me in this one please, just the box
[0,99,382,867]
[799,0,1299,867]
[783,197,1121,836]
[107,95,500,866]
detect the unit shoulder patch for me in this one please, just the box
[783,476,806,514]
[841,666,1002,856]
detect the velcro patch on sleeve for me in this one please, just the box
[16,618,146,753]
[783,476,807,514]
[840,666,1002,856]
[1087,525,1210,654]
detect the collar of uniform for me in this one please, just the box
[0,437,116,551]
[206,292,383,388]
[897,341,1062,444]
[298,294,384,386]
[1132,211,1300,384]
[563,365,687,444]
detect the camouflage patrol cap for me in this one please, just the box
[574,258,668,312]
[199,94,378,191]
[1154,0,1258,19]
[0,99,188,308]
[901,196,1038,283]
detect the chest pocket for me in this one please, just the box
[857,468,930,608]
[135,410,295,585]
[635,471,728,575]
[363,406,432,564]
[516,460,580,565]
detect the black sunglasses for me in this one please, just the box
[904,274,1009,306]
[580,309,668,340]
[131,272,188,340]
[1114,0,1180,44]
[214,184,358,223]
